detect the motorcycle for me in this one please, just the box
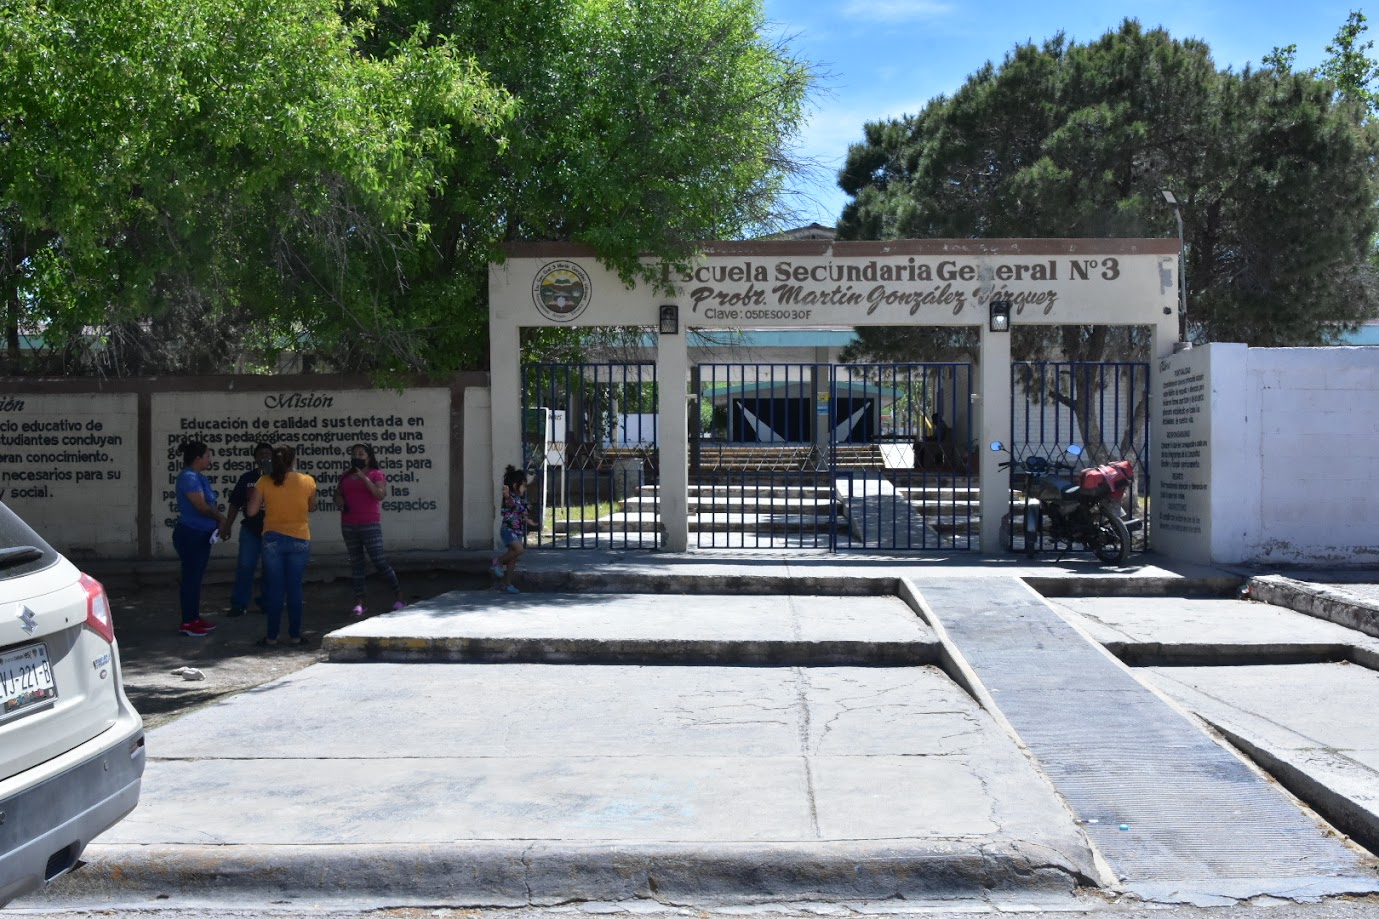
[991,441,1139,565]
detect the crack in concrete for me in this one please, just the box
[792,667,821,838]
[521,841,536,902]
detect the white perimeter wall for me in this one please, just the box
[1154,343,1379,566]
[1,376,496,559]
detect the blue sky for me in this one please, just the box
[762,0,1373,227]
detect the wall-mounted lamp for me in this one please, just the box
[989,300,1011,333]
[659,304,679,335]
[1160,188,1188,343]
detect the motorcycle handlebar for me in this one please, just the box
[1001,459,1078,473]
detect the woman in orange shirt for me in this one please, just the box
[247,445,318,646]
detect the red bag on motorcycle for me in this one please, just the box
[1076,461,1134,500]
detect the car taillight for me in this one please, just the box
[79,574,116,644]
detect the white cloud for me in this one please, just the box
[841,0,953,22]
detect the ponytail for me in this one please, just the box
[270,445,295,486]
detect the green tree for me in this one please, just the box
[836,19,1379,358]
[359,0,812,368]
[0,0,511,375]
[1320,10,1379,111]
[4,0,808,376]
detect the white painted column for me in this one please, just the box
[656,320,690,552]
[1148,315,1182,557]
[812,351,830,464]
[488,320,523,550]
[978,323,1012,554]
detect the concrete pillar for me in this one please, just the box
[1148,315,1187,554]
[657,319,689,552]
[978,322,1012,554]
[489,321,523,550]
[811,353,830,463]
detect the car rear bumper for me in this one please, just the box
[0,707,145,907]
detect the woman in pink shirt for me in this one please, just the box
[335,443,404,616]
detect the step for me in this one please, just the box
[618,498,838,516]
[324,593,942,666]
[685,486,836,500]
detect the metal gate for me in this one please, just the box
[692,362,975,550]
[522,360,978,552]
[1007,361,1152,552]
[522,362,660,549]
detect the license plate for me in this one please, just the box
[1,643,57,720]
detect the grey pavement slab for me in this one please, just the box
[1046,595,1379,665]
[37,663,1099,907]
[1143,663,1379,861]
[914,578,1379,905]
[323,592,941,665]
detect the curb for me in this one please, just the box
[515,571,1244,598]
[29,840,1094,909]
[1023,574,1242,597]
[1247,576,1379,640]
[1101,641,1353,668]
[522,571,897,595]
[1205,720,1379,863]
[322,634,944,666]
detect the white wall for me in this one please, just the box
[0,393,139,557]
[1154,344,1379,566]
[462,387,494,548]
[0,376,487,560]
[1245,347,1379,564]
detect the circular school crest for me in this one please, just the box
[532,261,591,322]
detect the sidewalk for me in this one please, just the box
[17,551,1379,911]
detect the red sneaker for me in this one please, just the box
[189,617,217,633]
[179,621,211,636]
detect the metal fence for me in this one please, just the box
[521,360,981,552]
[691,362,975,551]
[521,362,660,549]
[1007,361,1152,552]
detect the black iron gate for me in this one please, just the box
[522,362,660,549]
[692,362,975,550]
[1006,361,1152,552]
[522,360,978,552]
[828,363,975,551]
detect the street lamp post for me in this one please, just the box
[1160,189,1188,346]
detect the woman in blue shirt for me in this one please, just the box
[174,440,226,636]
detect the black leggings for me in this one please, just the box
[341,522,399,598]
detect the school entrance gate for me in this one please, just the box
[524,360,975,550]
[490,239,1181,554]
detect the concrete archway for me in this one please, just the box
[489,239,1180,552]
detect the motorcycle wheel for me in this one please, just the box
[1023,504,1040,558]
[1090,501,1130,564]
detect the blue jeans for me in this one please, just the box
[230,527,263,611]
[172,523,214,624]
[261,532,311,640]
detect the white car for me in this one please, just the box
[0,502,144,906]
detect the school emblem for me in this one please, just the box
[532,261,591,322]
